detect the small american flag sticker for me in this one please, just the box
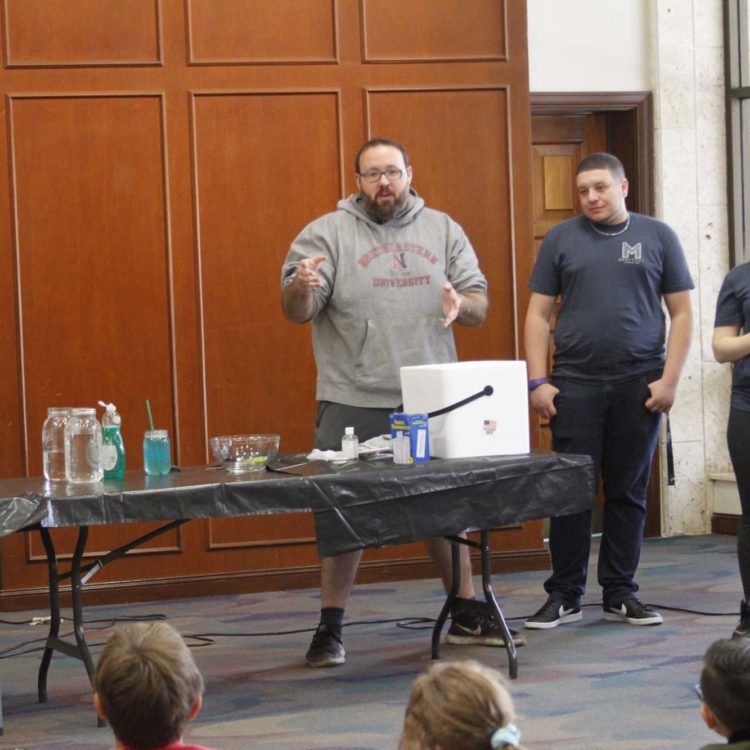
[483,419,497,434]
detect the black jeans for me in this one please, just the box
[546,371,662,606]
[727,407,750,600]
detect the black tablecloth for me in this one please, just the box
[0,452,595,556]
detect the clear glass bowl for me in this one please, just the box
[209,434,280,474]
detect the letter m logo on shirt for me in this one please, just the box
[620,242,642,264]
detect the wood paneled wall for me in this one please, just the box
[0,0,535,608]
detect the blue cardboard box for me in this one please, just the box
[390,412,430,464]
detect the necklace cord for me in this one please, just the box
[588,214,631,237]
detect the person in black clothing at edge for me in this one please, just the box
[713,257,750,639]
[523,152,694,630]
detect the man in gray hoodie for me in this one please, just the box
[282,138,512,667]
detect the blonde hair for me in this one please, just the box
[94,621,204,750]
[400,660,523,750]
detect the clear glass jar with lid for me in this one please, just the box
[64,407,103,483]
[42,407,71,481]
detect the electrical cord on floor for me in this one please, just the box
[498,602,740,620]
[0,604,739,660]
[0,636,51,659]
[185,616,436,640]
[181,602,741,640]
[659,603,743,616]
[0,617,435,659]
[0,614,169,660]
[0,632,216,660]
[84,614,167,624]
[0,612,166,628]
[395,603,741,626]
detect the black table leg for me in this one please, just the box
[37,526,104,725]
[36,519,188,708]
[432,532,519,678]
[70,525,97,685]
[34,520,187,727]
[37,526,62,704]
[431,539,461,659]
[479,530,517,679]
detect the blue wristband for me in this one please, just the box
[528,377,548,392]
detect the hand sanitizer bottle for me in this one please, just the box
[99,401,126,479]
[341,426,359,460]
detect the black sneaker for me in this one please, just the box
[305,625,345,667]
[524,597,582,629]
[603,597,663,626]
[446,601,525,647]
[732,600,750,639]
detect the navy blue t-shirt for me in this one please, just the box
[528,213,694,381]
[714,261,750,412]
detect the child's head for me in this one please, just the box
[94,621,205,750]
[400,659,523,750]
[699,637,750,737]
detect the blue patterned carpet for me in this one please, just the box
[0,534,741,749]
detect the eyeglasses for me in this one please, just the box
[694,683,704,702]
[358,168,404,184]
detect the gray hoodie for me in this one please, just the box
[281,190,487,407]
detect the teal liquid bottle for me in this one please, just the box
[98,401,126,479]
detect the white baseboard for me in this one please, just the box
[709,472,741,515]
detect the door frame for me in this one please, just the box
[529,91,661,537]
[531,92,653,214]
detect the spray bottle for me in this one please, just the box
[98,401,126,479]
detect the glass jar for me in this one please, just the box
[143,429,171,476]
[42,407,71,481]
[64,407,103,483]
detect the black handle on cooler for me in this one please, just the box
[427,385,494,419]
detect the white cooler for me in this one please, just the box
[400,360,530,458]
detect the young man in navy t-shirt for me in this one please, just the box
[523,152,694,629]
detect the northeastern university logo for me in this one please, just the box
[358,242,438,287]
[618,241,643,264]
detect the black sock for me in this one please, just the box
[451,597,478,617]
[320,607,344,635]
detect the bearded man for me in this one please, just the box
[281,137,506,667]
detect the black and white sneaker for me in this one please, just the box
[603,597,663,626]
[446,600,525,647]
[732,600,750,639]
[305,625,346,667]
[524,597,582,629]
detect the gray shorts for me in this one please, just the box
[314,401,399,450]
